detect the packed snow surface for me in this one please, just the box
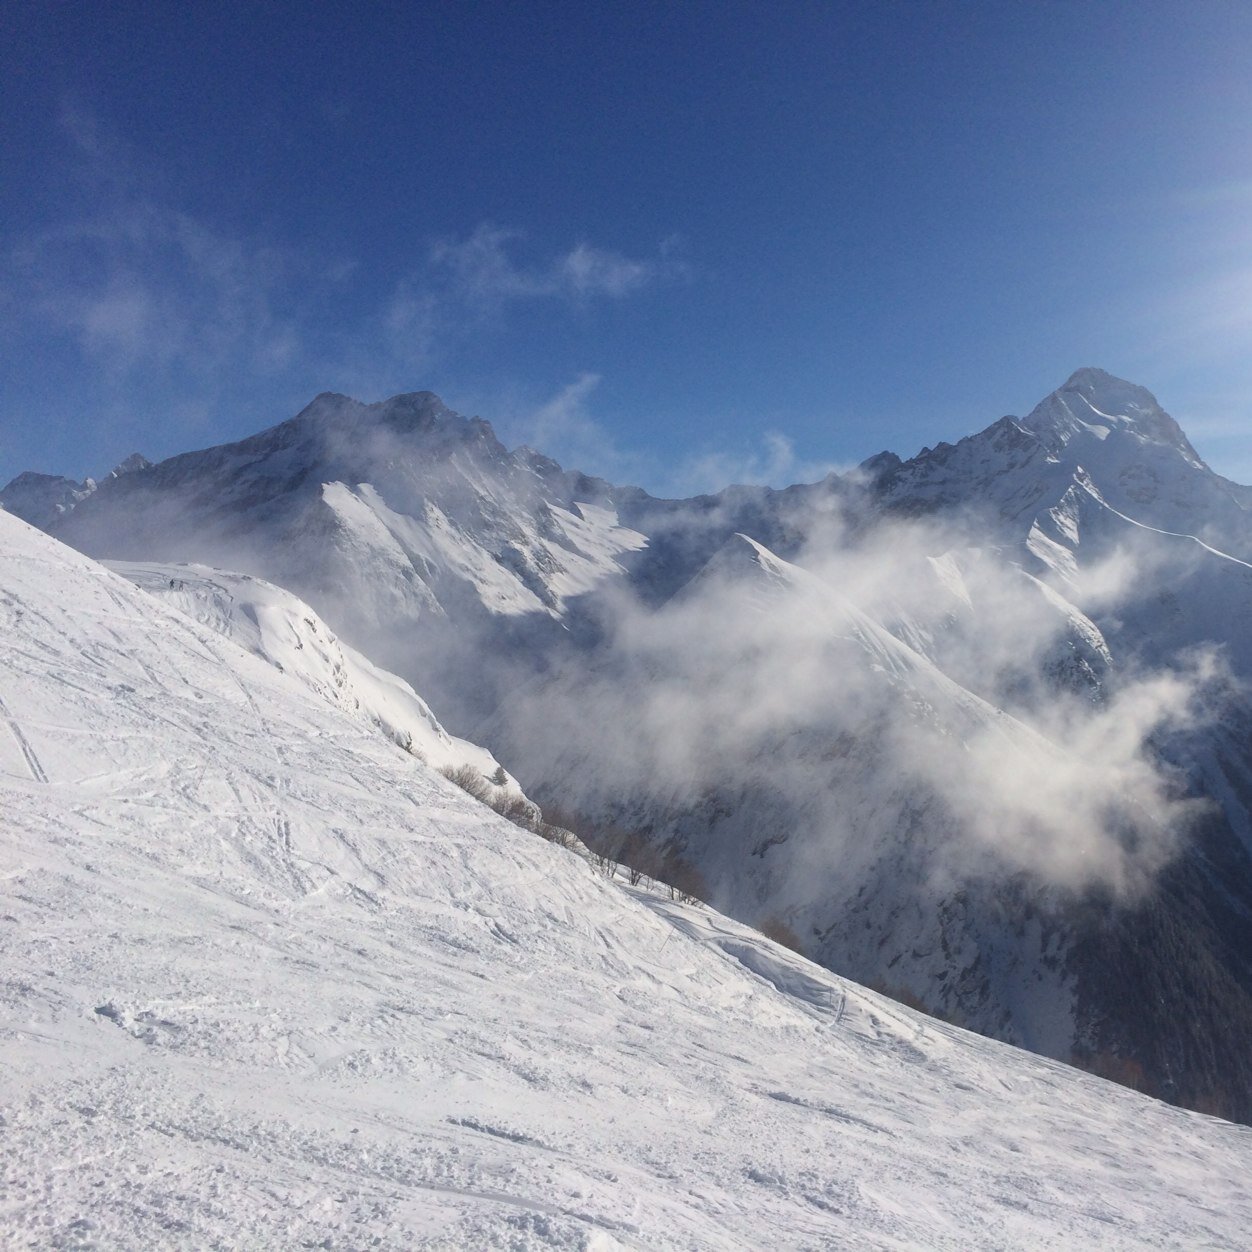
[3,510,1252,1249]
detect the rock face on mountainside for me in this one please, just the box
[10,368,1252,1120]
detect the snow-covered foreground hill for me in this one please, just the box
[106,559,515,782]
[4,511,1252,1248]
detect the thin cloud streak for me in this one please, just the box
[429,224,671,308]
[497,375,849,495]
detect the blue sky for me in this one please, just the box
[5,1,1252,493]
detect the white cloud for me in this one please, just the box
[488,511,1224,908]
[428,223,677,309]
[676,431,850,494]
[487,374,650,487]
[496,376,846,494]
[558,242,655,298]
[13,196,305,385]
[525,372,607,448]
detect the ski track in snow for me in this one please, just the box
[3,511,1252,1249]
[0,690,47,783]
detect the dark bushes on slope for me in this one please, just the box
[440,763,544,834]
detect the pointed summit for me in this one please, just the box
[107,453,151,479]
[669,532,807,612]
[697,532,794,584]
[0,470,96,530]
[1020,368,1204,468]
[1061,366,1158,410]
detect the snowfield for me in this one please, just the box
[3,510,1252,1250]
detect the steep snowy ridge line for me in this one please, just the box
[107,559,518,784]
[1083,490,1252,570]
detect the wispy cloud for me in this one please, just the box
[498,373,652,486]
[524,372,610,451]
[4,108,684,456]
[14,202,305,382]
[491,512,1223,910]
[494,375,846,494]
[674,432,850,494]
[428,223,678,310]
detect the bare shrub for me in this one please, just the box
[441,762,492,804]
[502,793,543,833]
[867,980,964,1027]
[657,850,709,905]
[442,762,555,838]
[1073,1049,1149,1095]
[538,823,580,851]
[543,805,708,901]
[484,787,543,833]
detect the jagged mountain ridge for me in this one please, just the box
[45,390,645,616]
[0,451,151,532]
[870,368,1252,549]
[8,391,648,699]
[9,368,1252,1119]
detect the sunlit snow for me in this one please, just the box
[4,511,1252,1248]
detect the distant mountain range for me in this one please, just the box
[8,367,1252,1121]
[0,451,151,531]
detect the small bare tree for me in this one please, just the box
[440,762,492,804]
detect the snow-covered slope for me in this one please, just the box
[6,510,1252,1249]
[107,559,511,781]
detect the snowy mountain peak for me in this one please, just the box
[695,531,796,586]
[1,451,149,529]
[285,390,511,467]
[667,531,816,617]
[360,390,455,435]
[106,452,151,480]
[1,469,69,494]
[1021,368,1204,467]
[855,449,904,483]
